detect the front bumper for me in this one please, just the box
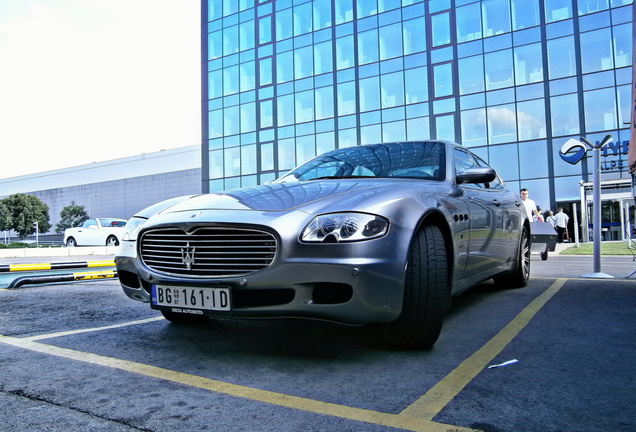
[115,225,412,325]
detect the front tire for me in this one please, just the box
[106,235,119,246]
[66,237,77,247]
[384,225,449,350]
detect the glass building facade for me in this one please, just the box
[202,0,633,219]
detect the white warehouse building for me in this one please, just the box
[0,145,201,242]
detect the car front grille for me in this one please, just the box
[139,227,277,277]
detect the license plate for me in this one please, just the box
[151,285,231,311]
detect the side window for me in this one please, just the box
[454,148,477,173]
[473,154,505,190]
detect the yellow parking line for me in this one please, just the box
[399,279,566,421]
[0,280,567,432]
[0,334,476,432]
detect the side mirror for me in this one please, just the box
[456,167,496,184]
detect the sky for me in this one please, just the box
[0,0,201,179]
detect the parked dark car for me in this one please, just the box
[116,141,530,349]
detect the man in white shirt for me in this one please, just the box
[519,188,540,221]
[554,207,570,243]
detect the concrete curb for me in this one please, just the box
[0,246,118,259]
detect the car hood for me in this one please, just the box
[160,179,445,214]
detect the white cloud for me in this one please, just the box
[0,0,201,179]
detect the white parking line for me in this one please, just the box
[23,316,164,341]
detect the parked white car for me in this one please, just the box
[64,218,127,247]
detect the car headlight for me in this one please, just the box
[301,213,389,243]
[122,217,147,241]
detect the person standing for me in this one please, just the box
[554,207,570,243]
[546,211,556,228]
[519,188,540,221]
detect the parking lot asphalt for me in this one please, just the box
[0,248,634,431]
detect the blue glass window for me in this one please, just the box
[404,66,428,103]
[382,120,407,142]
[223,146,240,177]
[336,36,355,69]
[402,17,426,54]
[223,25,239,55]
[240,102,256,133]
[209,109,224,138]
[315,86,335,120]
[487,104,517,144]
[381,71,405,108]
[456,3,482,43]
[435,114,455,141]
[223,0,238,16]
[406,117,431,141]
[224,106,240,136]
[259,100,273,128]
[514,43,544,85]
[239,21,255,51]
[485,49,513,90]
[584,88,617,132]
[314,41,333,75]
[258,16,272,44]
[520,141,550,179]
[544,0,573,22]
[209,0,223,21]
[278,138,296,170]
[276,51,293,83]
[359,76,381,112]
[294,46,314,79]
[511,0,539,30]
[360,124,382,144]
[516,99,546,141]
[259,58,272,86]
[460,108,487,147]
[489,143,519,180]
[277,93,295,126]
[208,31,223,59]
[613,24,632,68]
[358,0,378,18]
[275,8,292,40]
[358,29,380,64]
[458,55,484,95]
[578,0,609,15]
[223,65,239,95]
[209,149,224,179]
[239,61,255,92]
[260,142,274,171]
[379,23,403,60]
[379,0,402,13]
[313,2,332,30]
[335,0,354,24]
[241,144,257,174]
[550,94,580,136]
[433,63,453,98]
[293,3,312,36]
[482,0,511,37]
[617,84,631,128]
[431,12,451,47]
[547,36,577,79]
[580,28,614,73]
[295,90,314,123]
[337,81,357,115]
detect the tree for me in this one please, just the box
[56,201,89,233]
[1,194,51,238]
[0,201,11,232]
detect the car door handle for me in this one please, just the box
[492,200,502,207]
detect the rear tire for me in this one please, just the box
[66,237,77,247]
[106,235,119,246]
[384,225,449,350]
[494,225,530,288]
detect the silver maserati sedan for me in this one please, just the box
[115,141,530,349]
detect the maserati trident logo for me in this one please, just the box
[181,242,196,270]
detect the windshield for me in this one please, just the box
[277,142,446,182]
